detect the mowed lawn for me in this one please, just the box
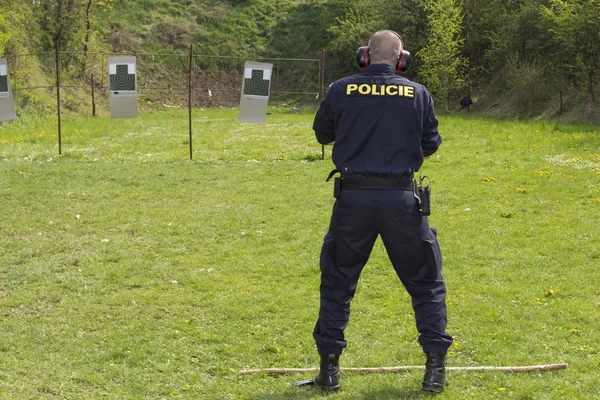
[1,108,599,399]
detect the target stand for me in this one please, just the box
[239,61,273,124]
[108,56,138,118]
[0,58,17,122]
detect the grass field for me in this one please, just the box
[1,107,599,399]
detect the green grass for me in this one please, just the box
[1,108,599,399]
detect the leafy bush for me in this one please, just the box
[503,54,556,117]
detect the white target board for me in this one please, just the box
[0,59,17,121]
[239,61,273,124]
[108,56,138,118]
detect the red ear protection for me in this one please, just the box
[356,46,370,69]
[355,31,411,72]
[396,50,411,72]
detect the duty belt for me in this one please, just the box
[326,169,415,198]
[340,177,414,191]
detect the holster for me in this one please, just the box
[326,169,342,199]
[333,177,341,199]
[418,176,431,216]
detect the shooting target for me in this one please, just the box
[109,64,136,92]
[0,58,16,121]
[239,61,272,124]
[0,64,8,96]
[108,57,137,118]
[243,68,271,98]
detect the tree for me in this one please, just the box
[368,0,428,81]
[540,0,600,102]
[461,0,523,83]
[38,0,82,47]
[31,0,113,77]
[417,0,467,110]
[326,4,380,73]
[0,14,11,56]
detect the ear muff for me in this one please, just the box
[397,50,411,72]
[356,46,369,68]
[355,31,411,72]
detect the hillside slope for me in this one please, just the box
[1,0,598,121]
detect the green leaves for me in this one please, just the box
[416,0,467,111]
[0,14,12,56]
[540,0,600,101]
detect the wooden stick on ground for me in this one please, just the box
[240,363,567,375]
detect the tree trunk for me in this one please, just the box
[53,0,64,44]
[82,0,93,73]
[559,89,563,114]
[589,71,595,103]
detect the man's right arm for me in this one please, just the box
[313,85,336,145]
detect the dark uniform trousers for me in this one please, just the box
[313,188,453,355]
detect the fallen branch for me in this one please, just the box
[240,363,567,375]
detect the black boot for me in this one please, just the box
[314,354,340,392]
[422,352,449,393]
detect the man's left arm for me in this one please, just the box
[422,93,442,157]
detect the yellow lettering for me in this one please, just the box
[347,83,415,98]
[346,84,358,95]
[358,84,370,95]
[386,85,398,96]
[371,84,381,95]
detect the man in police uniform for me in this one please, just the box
[309,30,453,393]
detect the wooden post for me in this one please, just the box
[91,74,96,116]
[55,39,62,156]
[188,44,193,160]
[320,49,326,160]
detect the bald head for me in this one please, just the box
[368,30,403,67]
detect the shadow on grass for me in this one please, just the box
[248,385,434,400]
[299,154,323,162]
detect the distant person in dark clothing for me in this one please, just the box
[460,95,473,110]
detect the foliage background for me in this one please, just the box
[0,0,599,121]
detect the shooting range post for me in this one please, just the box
[239,61,273,124]
[109,56,138,119]
[0,58,17,122]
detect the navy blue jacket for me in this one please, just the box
[313,64,441,178]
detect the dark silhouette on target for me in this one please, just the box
[244,69,270,97]
[110,64,136,91]
[0,75,7,93]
